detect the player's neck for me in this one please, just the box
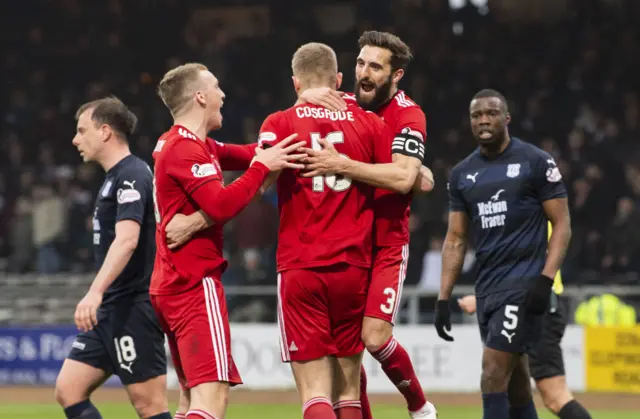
[173,114,208,142]
[100,145,131,172]
[479,134,511,159]
[388,85,398,100]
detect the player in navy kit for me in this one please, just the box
[434,90,572,419]
[55,98,170,419]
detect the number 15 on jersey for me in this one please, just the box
[310,132,353,193]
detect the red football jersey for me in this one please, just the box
[259,103,392,272]
[345,90,427,246]
[150,125,227,295]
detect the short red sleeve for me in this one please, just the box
[166,139,221,195]
[258,112,288,147]
[395,106,427,143]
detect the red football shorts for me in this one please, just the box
[277,263,368,362]
[365,244,409,325]
[150,277,242,390]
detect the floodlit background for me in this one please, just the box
[0,0,639,417]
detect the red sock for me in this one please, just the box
[303,397,337,419]
[359,366,374,419]
[371,336,427,412]
[186,409,217,419]
[174,414,187,419]
[334,400,362,419]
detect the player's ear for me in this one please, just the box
[100,124,112,142]
[505,112,511,125]
[392,68,404,85]
[292,76,301,94]
[336,72,343,90]
[195,90,206,107]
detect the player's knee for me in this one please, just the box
[481,360,510,393]
[361,318,392,353]
[129,388,168,418]
[127,377,169,418]
[537,379,572,414]
[54,378,87,407]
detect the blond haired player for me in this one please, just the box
[150,63,305,419]
[300,31,437,418]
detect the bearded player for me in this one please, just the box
[151,62,305,419]
[300,31,435,419]
[258,41,400,419]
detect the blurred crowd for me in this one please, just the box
[2,0,639,320]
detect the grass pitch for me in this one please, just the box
[0,403,637,418]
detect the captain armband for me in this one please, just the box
[391,128,425,161]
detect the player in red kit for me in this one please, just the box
[258,42,402,419]
[300,31,437,419]
[151,63,305,419]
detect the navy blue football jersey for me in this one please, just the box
[448,138,567,296]
[92,155,156,306]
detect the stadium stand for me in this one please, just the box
[1,0,639,324]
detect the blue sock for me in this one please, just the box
[510,400,539,419]
[148,413,173,419]
[64,400,102,418]
[483,392,510,419]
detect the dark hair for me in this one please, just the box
[75,97,137,139]
[358,31,413,71]
[472,89,509,112]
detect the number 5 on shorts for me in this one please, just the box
[503,305,519,330]
[380,287,397,315]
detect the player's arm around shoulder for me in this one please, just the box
[300,112,420,194]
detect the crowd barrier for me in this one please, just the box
[3,324,637,393]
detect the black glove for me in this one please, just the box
[525,275,554,314]
[434,300,454,341]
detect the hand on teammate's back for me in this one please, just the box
[434,300,454,341]
[299,87,348,112]
[524,275,554,314]
[299,137,345,177]
[253,134,307,171]
[74,290,102,332]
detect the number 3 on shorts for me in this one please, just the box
[380,287,397,315]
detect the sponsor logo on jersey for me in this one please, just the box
[117,180,142,204]
[545,159,562,182]
[154,140,166,152]
[258,131,277,146]
[191,163,218,178]
[478,189,508,229]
